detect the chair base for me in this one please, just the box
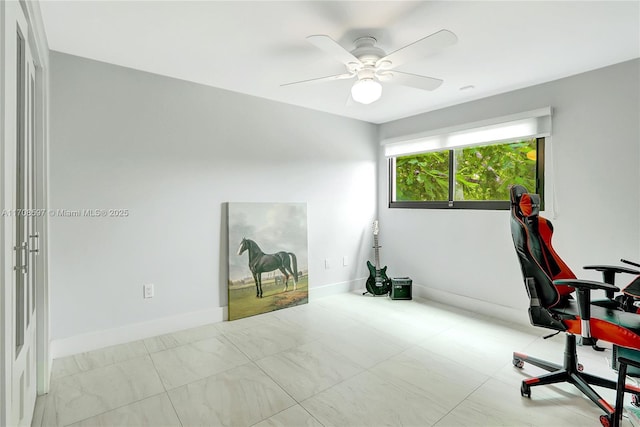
[513,334,625,422]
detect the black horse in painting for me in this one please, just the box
[237,238,299,298]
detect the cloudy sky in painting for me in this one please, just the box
[228,202,308,281]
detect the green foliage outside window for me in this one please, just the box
[395,149,449,201]
[394,139,538,202]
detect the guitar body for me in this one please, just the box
[366,260,391,295]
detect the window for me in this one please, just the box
[389,137,545,210]
[385,107,552,210]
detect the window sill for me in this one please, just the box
[389,200,511,210]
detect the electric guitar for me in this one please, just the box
[364,220,391,296]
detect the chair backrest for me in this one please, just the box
[510,185,576,309]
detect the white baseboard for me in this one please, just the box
[309,278,365,299]
[412,283,531,328]
[51,306,225,358]
[50,278,366,358]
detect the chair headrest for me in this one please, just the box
[519,193,540,217]
[510,185,540,218]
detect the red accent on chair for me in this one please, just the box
[626,384,640,394]
[563,318,640,349]
[519,193,534,217]
[599,399,615,414]
[562,319,582,335]
[538,217,575,297]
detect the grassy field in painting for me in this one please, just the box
[228,275,309,321]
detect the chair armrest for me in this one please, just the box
[554,279,620,345]
[553,279,620,292]
[622,259,640,268]
[583,265,638,299]
[584,265,640,275]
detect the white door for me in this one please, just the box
[4,2,39,425]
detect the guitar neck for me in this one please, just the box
[373,234,380,274]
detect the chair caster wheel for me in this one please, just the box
[520,382,531,398]
[599,414,611,427]
[513,358,524,369]
[577,363,584,372]
[632,393,640,407]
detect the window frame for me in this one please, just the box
[389,137,545,210]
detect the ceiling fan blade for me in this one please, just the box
[281,72,355,87]
[385,70,443,91]
[377,29,457,69]
[307,35,362,67]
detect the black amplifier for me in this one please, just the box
[390,277,412,300]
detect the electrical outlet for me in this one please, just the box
[143,283,154,299]
[343,256,348,266]
[325,259,330,269]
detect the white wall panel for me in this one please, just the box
[49,52,377,341]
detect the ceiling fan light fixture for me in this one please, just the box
[351,78,382,104]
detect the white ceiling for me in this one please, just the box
[39,1,640,124]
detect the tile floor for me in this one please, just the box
[31,292,637,427]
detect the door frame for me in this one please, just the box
[1,1,50,425]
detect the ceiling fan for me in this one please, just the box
[282,29,458,105]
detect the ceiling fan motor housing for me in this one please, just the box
[351,36,385,65]
[351,36,386,81]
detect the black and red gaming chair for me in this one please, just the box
[509,185,640,426]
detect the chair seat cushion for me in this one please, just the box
[591,299,623,310]
[552,300,640,349]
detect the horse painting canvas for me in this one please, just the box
[227,202,308,320]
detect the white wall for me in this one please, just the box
[0,3,7,424]
[49,52,377,346]
[378,59,640,314]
